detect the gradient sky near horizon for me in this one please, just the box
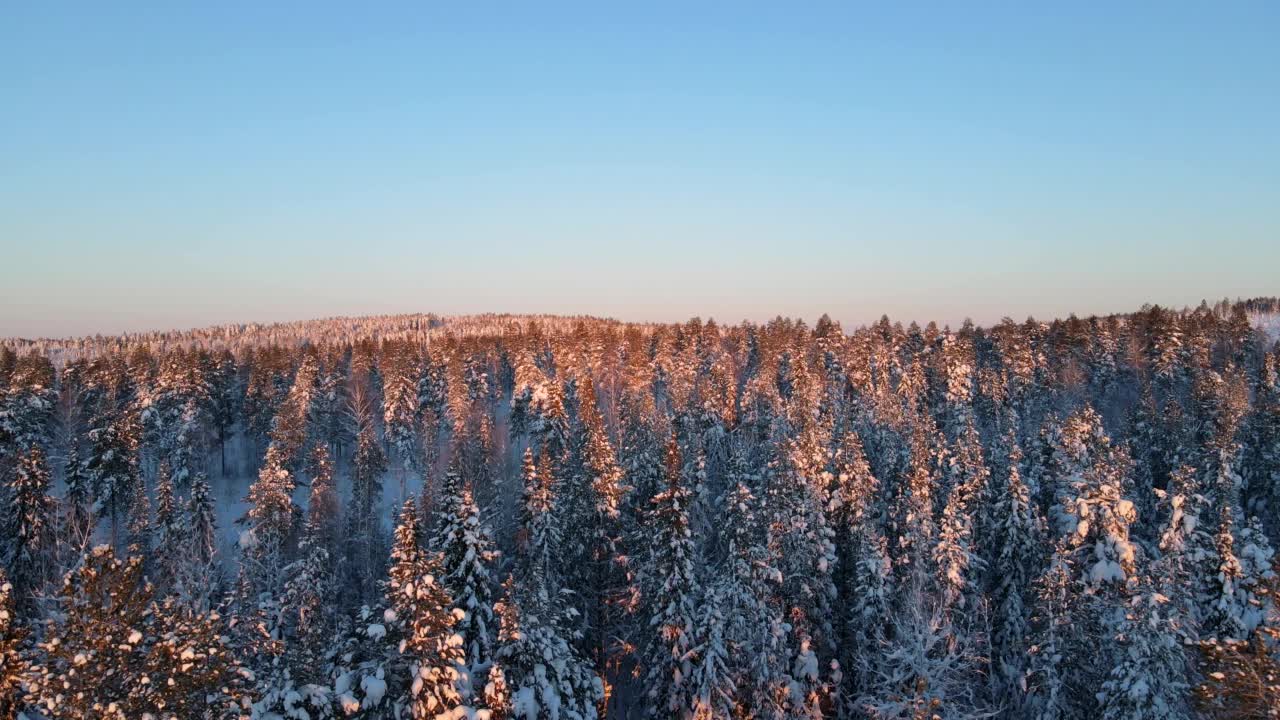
[2,2,1278,338]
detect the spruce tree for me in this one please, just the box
[643,435,700,717]
[491,576,603,720]
[382,341,422,496]
[278,449,342,687]
[846,524,893,698]
[765,431,838,670]
[170,472,221,613]
[687,582,735,719]
[933,421,988,614]
[433,471,499,677]
[387,499,468,717]
[86,412,140,548]
[152,461,181,590]
[564,379,629,679]
[1,444,55,607]
[1157,465,1214,636]
[519,448,564,603]
[988,437,1039,712]
[124,475,152,562]
[717,476,791,716]
[1027,551,1077,720]
[304,444,341,562]
[61,446,95,558]
[1098,588,1191,720]
[187,473,218,569]
[239,444,297,603]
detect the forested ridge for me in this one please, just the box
[1,297,1279,719]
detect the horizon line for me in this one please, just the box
[5,294,1277,345]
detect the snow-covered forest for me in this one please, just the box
[2,297,1280,719]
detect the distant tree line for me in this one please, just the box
[1,297,1279,718]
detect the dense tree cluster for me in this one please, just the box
[0,297,1278,717]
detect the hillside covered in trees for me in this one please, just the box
[2,297,1280,719]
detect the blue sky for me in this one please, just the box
[2,2,1277,337]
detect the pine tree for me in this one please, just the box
[350,421,388,601]
[464,353,492,406]
[1202,500,1278,642]
[497,425,604,718]
[620,390,664,518]
[419,350,450,439]
[1025,408,1142,717]
[1127,391,1167,544]
[452,410,491,499]
[1234,516,1277,636]
[1062,435,1139,594]
[146,349,213,490]
[154,595,255,716]
[208,349,240,477]
[485,661,511,720]
[22,547,145,718]
[939,329,976,436]
[269,350,322,470]
[826,430,884,699]
[234,445,301,706]
[1150,309,1186,389]
[1204,503,1250,640]
[25,545,247,719]
[0,570,26,720]
[785,626,829,720]
[1194,613,1280,718]
[170,396,207,490]
[1244,352,1280,542]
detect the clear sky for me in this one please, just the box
[2,2,1277,338]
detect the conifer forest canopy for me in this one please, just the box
[2,297,1280,719]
